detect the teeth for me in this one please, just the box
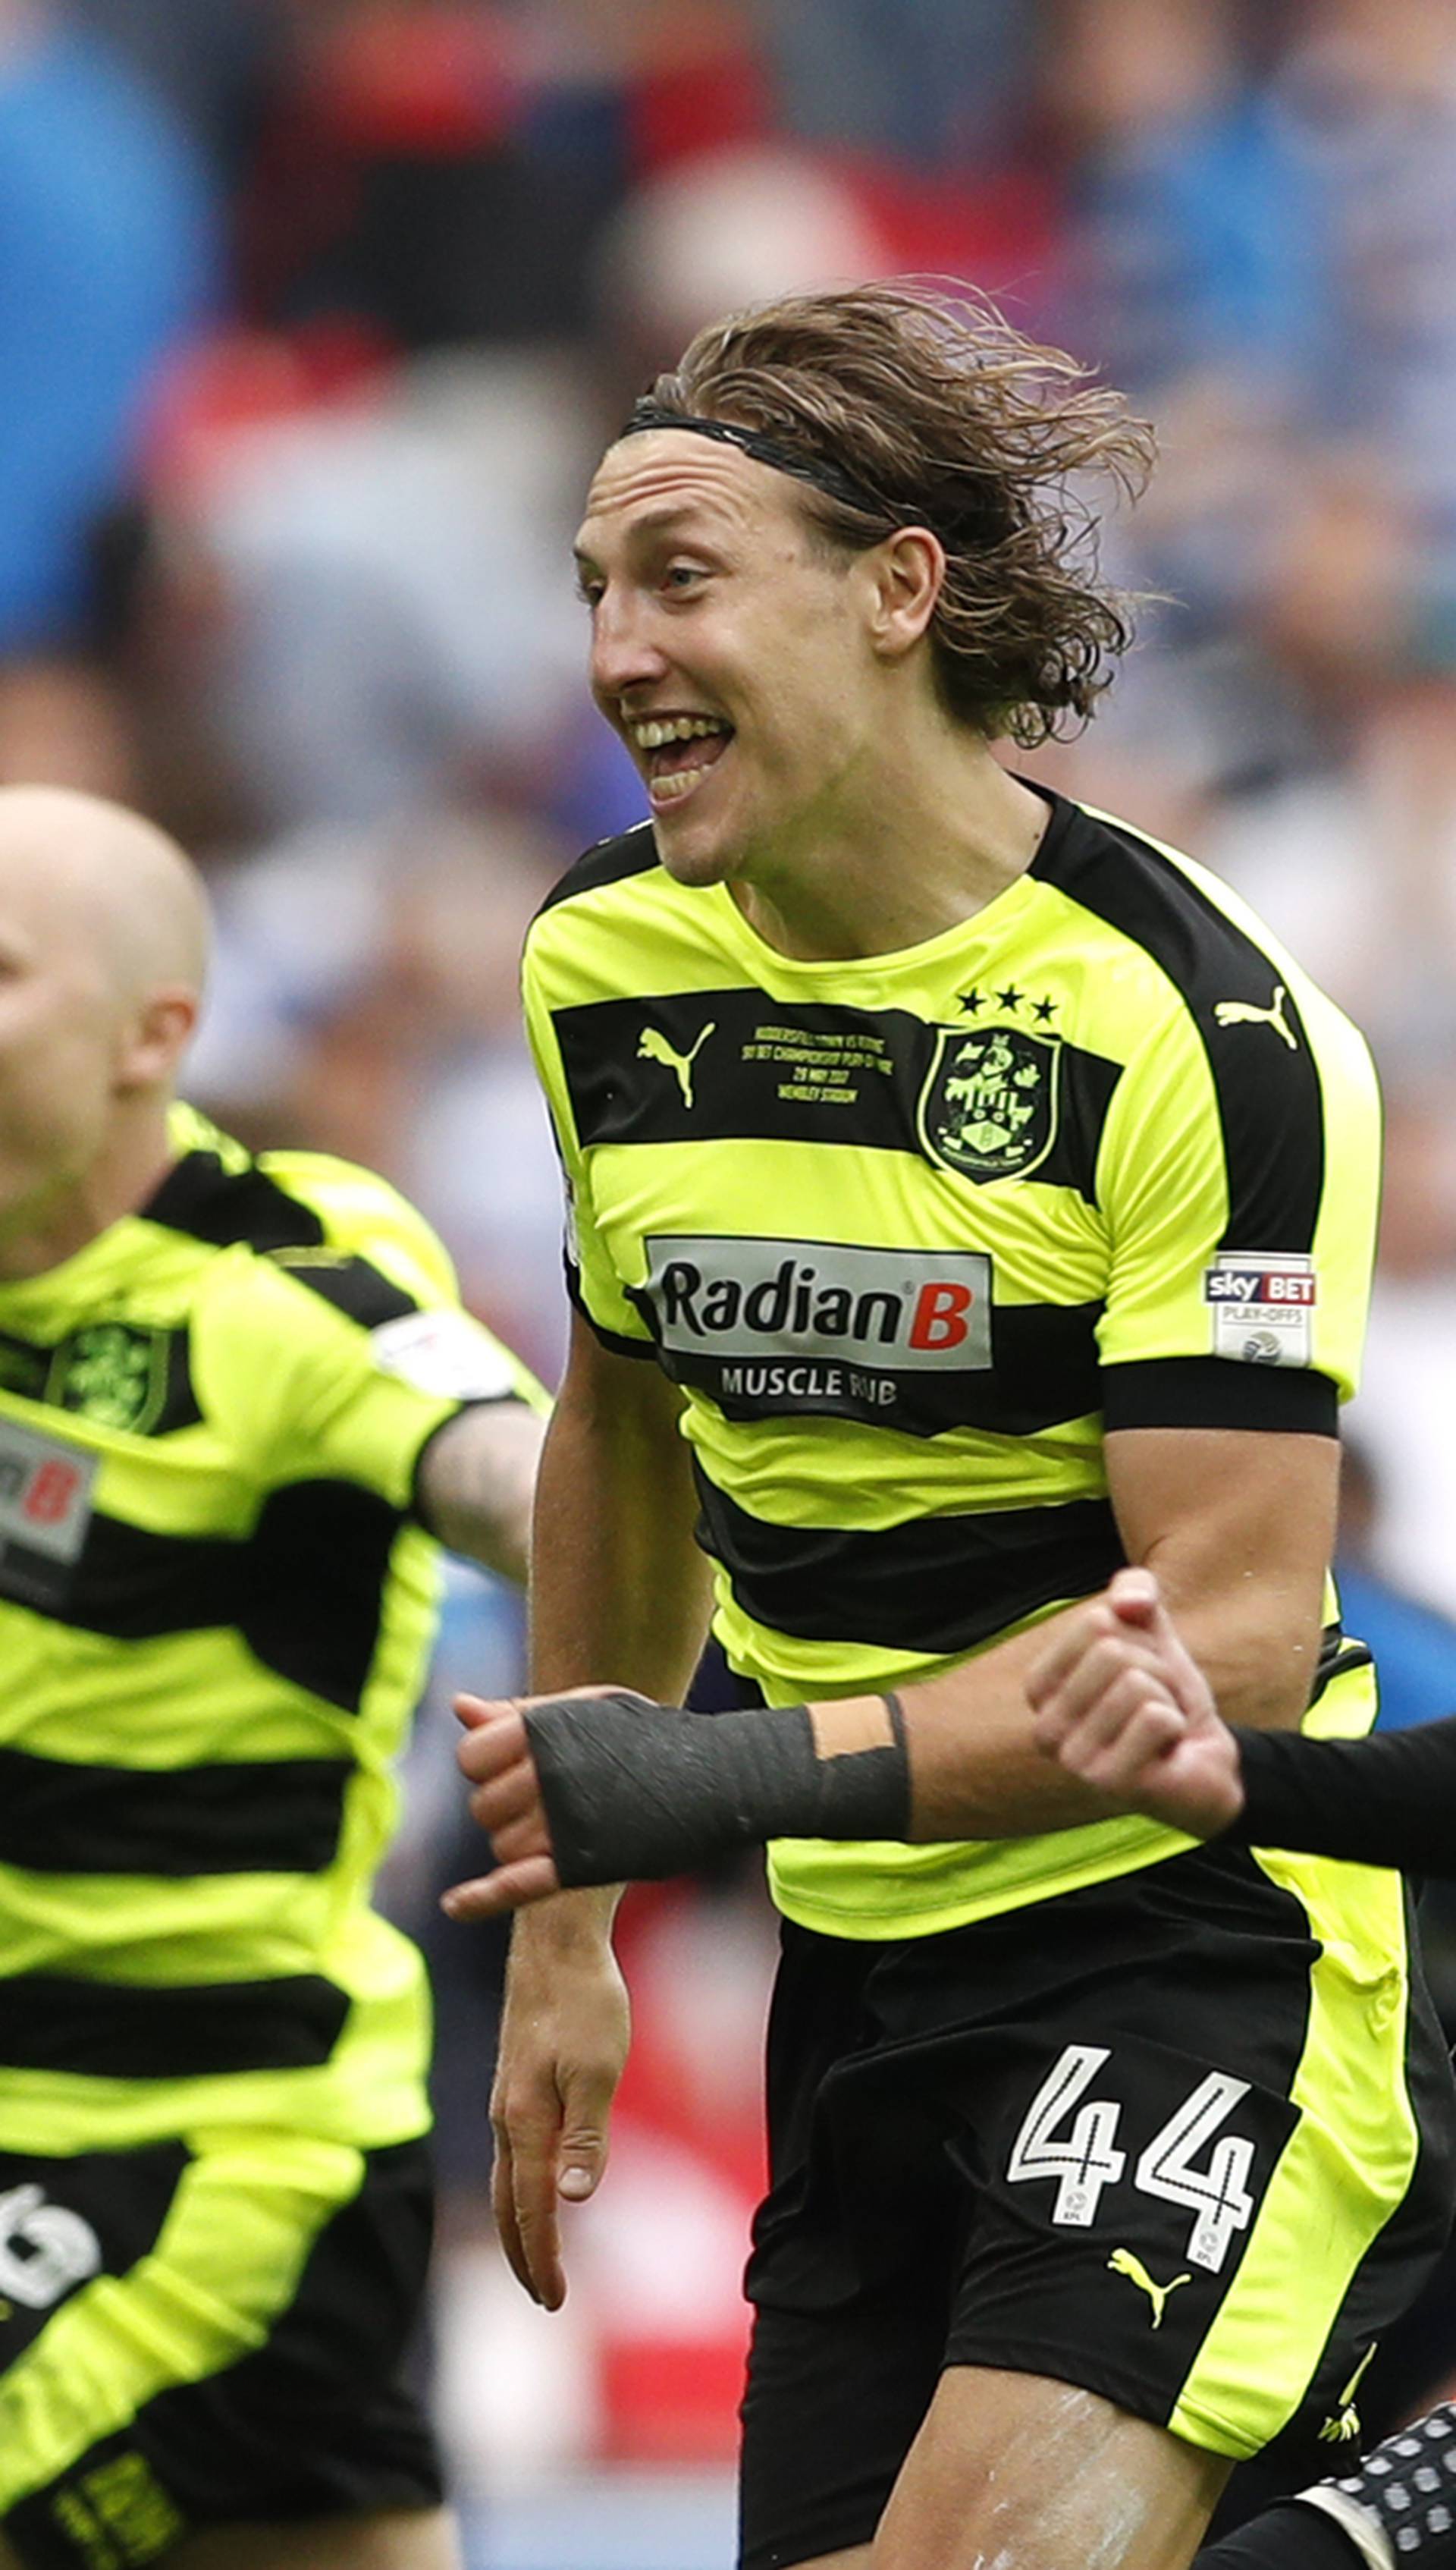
[652,765,711,802]
[631,716,727,749]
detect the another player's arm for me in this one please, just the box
[415,1400,546,1583]
[484,1310,714,2311]
[447,1418,1336,1891]
[1034,1564,1456,1874]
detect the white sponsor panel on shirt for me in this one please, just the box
[369,1309,516,1401]
[0,1413,98,1610]
[1203,1252,1316,1366]
[643,1235,994,1371]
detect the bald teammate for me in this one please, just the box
[0,789,545,2570]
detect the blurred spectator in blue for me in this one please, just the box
[762,0,1037,173]
[69,0,286,187]
[0,0,218,653]
[1269,0,1456,671]
[1050,0,1327,400]
[1338,1437,1456,1732]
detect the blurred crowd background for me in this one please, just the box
[11,0,1456,2554]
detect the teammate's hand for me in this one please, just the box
[445,1695,562,1916]
[486,1896,629,2309]
[1026,1566,1245,1839]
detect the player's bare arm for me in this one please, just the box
[413,1397,545,1583]
[483,1315,712,2310]
[444,1422,1337,1907]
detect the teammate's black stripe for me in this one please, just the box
[692,1464,1124,1653]
[269,1250,419,1327]
[1030,789,1326,1252]
[6,1485,400,1714]
[0,1509,240,1635]
[144,1151,328,1252]
[536,821,659,918]
[0,1971,350,2077]
[553,988,1122,1199]
[246,1480,396,1708]
[0,1329,49,1403]
[0,1322,202,1434]
[1101,1356,1338,1436]
[0,1746,350,1877]
[158,1323,204,1433]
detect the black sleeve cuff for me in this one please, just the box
[563,1255,657,1361]
[1101,1356,1339,1436]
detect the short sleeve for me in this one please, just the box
[197,1184,545,1507]
[521,925,656,1359]
[1096,982,1380,1435]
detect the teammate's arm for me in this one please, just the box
[446,1419,1335,1896]
[414,1400,545,1583]
[1034,1563,1456,1874]
[485,1311,714,2311]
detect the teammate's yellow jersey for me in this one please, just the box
[0,1105,544,2154]
[524,787,1382,1937]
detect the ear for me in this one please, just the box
[115,988,199,1092]
[861,526,945,662]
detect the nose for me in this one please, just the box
[588,586,670,707]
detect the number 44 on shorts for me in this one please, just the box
[1006,2044,1256,2273]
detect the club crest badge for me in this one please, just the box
[918,1022,1061,1182]
[50,1324,168,1434]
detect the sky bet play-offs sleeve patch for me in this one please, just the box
[1203,1253,1316,1367]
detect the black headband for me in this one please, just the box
[620,401,893,525]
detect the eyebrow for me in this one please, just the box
[572,502,720,570]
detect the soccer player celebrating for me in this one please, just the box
[0,787,545,2570]
[450,1574,1456,2570]
[457,286,1454,2570]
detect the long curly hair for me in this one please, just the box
[640,284,1156,747]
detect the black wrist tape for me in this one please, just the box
[521,1689,912,1887]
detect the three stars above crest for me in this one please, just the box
[958,986,1059,1024]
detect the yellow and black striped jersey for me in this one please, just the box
[0,1104,544,2154]
[523,786,1382,1937]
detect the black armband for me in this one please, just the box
[1222,1712,1456,1879]
[520,1689,912,1887]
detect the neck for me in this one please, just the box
[0,1105,176,1283]
[730,727,1050,963]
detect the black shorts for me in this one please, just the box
[0,2129,444,2569]
[740,1842,1456,2570]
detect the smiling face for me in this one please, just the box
[574,430,902,889]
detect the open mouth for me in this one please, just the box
[629,715,733,810]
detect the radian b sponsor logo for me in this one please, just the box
[643,1236,993,1372]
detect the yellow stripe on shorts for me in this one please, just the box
[1169,1845,1419,2458]
[0,2132,366,2511]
